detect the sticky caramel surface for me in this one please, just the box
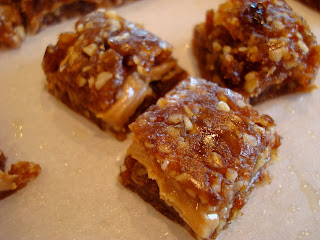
[129,77,280,207]
[193,0,320,103]
[43,10,186,139]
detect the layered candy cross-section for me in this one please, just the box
[120,77,281,239]
[42,10,186,140]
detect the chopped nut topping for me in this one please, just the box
[133,55,140,65]
[82,66,92,73]
[223,46,232,54]
[175,173,188,182]
[166,126,180,137]
[88,76,95,88]
[238,47,248,52]
[225,121,237,131]
[184,105,194,117]
[137,66,145,75]
[161,160,170,171]
[243,133,257,147]
[144,142,155,148]
[217,101,230,112]
[108,19,121,33]
[236,99,246,108]
[76,75,87,87]
[212,179,222,192]
[105,10,118,19]
[244,71,259,93]
[85,22,94,29]
[296,32,303,40]
[213,41,222,52]
[183,116,193,131]
[272,20,284,30]
[77,24,84,32]
[157,98,168,109]
[168,114,183,124]
[298,40,309,53]
[95,72,113,90]
[178,141,189,149]
[83,43,97,57]
[159,145,171,153]
[225,168,238,181]
[113,32,130,41]
[269,47,288,62]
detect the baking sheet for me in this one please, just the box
[0,0,319,239]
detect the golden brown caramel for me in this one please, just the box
[121,77,281,239]
[42,10,186,140]
[193,0,320,103]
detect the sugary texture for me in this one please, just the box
[42,10,187,140]
[120,77,281,239]
[0,149,41,200]
[0,1,25,48]
[299,0,320,10]
[193,0,320,104]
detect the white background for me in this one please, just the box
[0,0,319,239]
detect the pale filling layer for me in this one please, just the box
[127,137,274,239]
[97,73,152,131]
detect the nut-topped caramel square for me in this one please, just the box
[193,0,320,104]
[42,9,186,140]
[120,77,281,239]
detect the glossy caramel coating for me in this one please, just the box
[193,0,320,103]
[43,10,186,139]
[129,77,280,208]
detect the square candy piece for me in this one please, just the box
[193,0,320,104]
[120,77,281,239]
[42,10,186,140]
